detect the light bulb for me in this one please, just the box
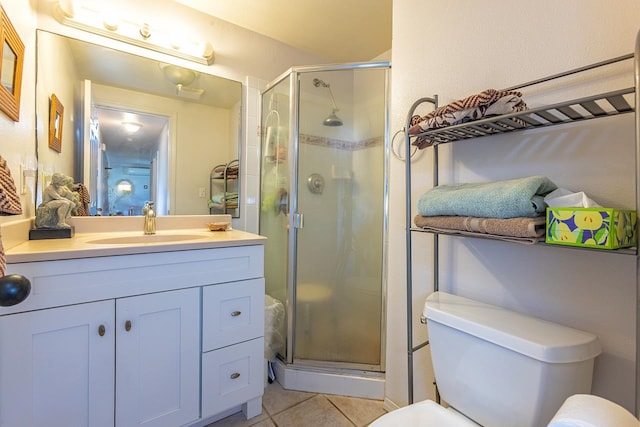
[102,11,119,31]
[122,122,142,133]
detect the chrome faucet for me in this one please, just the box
[142,202,156,235]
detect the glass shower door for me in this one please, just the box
[293,68,387,369]
[260,76,291,360]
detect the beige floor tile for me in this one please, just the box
[204,410,270,427]
[261,380,316,416]
[272,395,355,427]
[326,394,387,427]
[247,420,276,427]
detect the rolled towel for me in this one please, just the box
[409,89,528,149]
[548,394,639,427]
[418,176,557,219]
[410,89,525,130]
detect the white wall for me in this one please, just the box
[387,0,640,414]
[0,1,37,224]
[35,27,77,185]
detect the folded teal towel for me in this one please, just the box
[418,176,557,219]
[209,192,238,204]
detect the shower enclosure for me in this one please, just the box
[260,63,389,387]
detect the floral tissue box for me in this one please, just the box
[546,208,637,249]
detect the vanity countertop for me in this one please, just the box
[6,228,266,263]
[3,215,266,264]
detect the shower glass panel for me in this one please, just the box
[260,63,388,373]
[261,74,291,361]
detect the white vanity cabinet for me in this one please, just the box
[0,243,265,427]
[0,288,200,427]
[0,300,116,427]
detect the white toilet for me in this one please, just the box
[372,292,638,427]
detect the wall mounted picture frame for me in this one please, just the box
[48,94,64,153]
[0,5,24,122]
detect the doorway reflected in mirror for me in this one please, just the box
[93,106,169,216]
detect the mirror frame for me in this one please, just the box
[0,5,24,122]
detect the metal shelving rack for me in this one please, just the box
[403,31,640,410]
[209,159,239,218]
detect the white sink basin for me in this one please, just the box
[87,234,208,245]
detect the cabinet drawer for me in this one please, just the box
[202,278,264,351]
[201,338,264,418]
[3,245,264,316]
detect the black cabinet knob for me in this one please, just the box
[0,275,31,307]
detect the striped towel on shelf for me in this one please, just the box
[408,88,527,148]
[0,155,22,276]
[0,155,22,216]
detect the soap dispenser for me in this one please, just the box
[143,202,156,235]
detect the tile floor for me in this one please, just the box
[206,380,388,427]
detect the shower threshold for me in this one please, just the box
[271,358,385,400]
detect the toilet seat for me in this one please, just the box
[370,400,478,427]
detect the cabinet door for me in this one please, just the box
[0,300,115,427]
[115,288,200,427]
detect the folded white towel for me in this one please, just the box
[547,394,639,427]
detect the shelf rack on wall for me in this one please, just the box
[209,159,239,218]
[403,32,640,408]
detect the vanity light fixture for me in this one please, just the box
[160,64,205,100]
[53,0,215,66]
[122,122,142,133]
[161,64,197,86]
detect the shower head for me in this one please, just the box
[313,78,343,126]
[323,111,343,127]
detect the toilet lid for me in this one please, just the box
[370,400,478,427]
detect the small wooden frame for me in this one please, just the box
[48,94,64,153]
[0,5,24,122]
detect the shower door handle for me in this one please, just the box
[291,213,304,229]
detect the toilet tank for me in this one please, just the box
[424,292,602,427]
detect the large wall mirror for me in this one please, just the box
[35,30,242,217]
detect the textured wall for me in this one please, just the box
[387,0,640,413]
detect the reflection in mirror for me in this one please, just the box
[94,106,168,216]
[1,41,16,93]
[36,30,242,216]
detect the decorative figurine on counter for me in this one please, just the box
[34,172,78,229]
[63,174,81,215]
